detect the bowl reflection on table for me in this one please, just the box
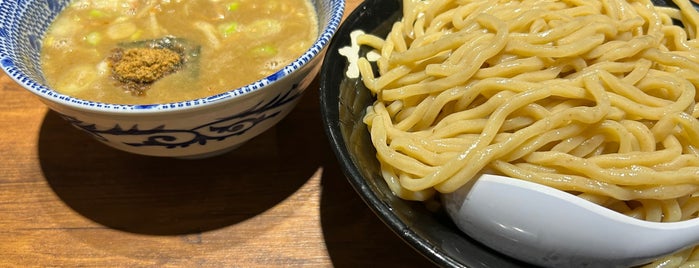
[319,0,526,267]
[0,0,345,158]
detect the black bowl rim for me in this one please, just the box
[318,1,469,267]
[319,1,698,268]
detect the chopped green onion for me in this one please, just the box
[85,32,101,46]
[252,44,278,57]
[89,9,106,19]
[219,22,238,37]
[130,29,143,41]
[227,2,240,11]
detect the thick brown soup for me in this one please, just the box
[41,0,318,104]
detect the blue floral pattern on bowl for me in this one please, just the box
[64,84,301,149]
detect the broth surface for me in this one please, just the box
[41,0,318,104]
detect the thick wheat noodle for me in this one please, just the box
[354,0,699,266]
[357,0,699,267]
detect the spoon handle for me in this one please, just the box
[445,174,699,267]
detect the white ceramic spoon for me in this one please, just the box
[442,174,699,268]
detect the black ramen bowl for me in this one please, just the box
[318,0,525,266]
[319,0,691,267]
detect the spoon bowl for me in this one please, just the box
[442,174,699,268]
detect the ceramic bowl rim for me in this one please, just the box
[0,0,345,115]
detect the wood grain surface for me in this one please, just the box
[0,1,438,267]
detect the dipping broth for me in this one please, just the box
[41,0,319,105]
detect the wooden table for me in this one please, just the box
[0,1,437,267]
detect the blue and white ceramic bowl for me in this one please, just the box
[0,0,344,158]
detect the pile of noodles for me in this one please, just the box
[355,0,699,266]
